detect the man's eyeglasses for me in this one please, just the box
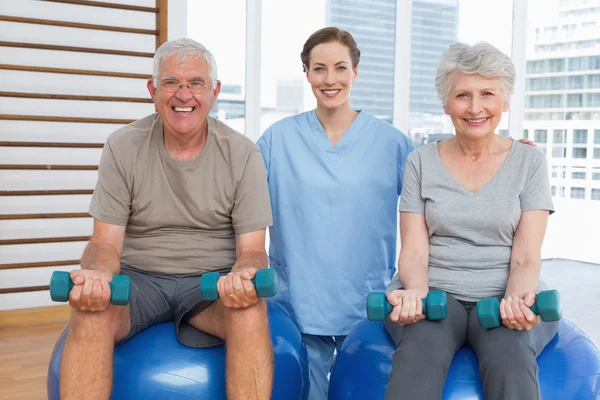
[158,78,213,94]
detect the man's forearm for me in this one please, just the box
[232,251,268,272]
[80,242,122,275]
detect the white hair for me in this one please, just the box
[435,42,516,107]
[152,38,218,88]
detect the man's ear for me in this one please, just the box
[210,80,222,107]
[147,78,157,102]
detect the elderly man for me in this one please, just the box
[59,38,273,400]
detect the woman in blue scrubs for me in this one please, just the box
[256,27,417,400]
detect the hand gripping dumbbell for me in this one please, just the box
[367,290,448,321]
[200,268,279,301]
[49,270,131,306]
[476,289,562,329]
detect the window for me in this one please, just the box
[552,146,567,158]
[571,187,585,199]
[587,93,600,107]
[573,129,588,144]
[573,148,588,159]
[592,169,600,180]
[569,75,584,89]
[408,0,513,139]
[571,170,586,179]
[568,94,583,107]
[189,0,247,133]
[592,189,600,200]
[595,130,600,144]
[534,129,547,143]
[552,166,566,178]
[523,129,529,140]
[589,74,600,88]
[552,128,566,157]
[594,148,600,159]
[551,186,557,196]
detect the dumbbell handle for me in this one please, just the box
[367,292,446,321]
[200,268,278,301]
[49,271,131,306]
[476,290,561,329]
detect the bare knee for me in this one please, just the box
[68,306,130,342]
[189,300,269,341]
[224,299,267,325]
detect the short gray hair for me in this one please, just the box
[435,42,515,107]
[152,38,218,88]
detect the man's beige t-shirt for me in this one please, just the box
[89,113,273,274]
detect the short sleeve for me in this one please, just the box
[88,142,131,226]
[520,151,555,214]
[386,272,403,294]
[397,134,418,195]
[398,151,425,215]
[231,150,273,234]
[256,127,272,180]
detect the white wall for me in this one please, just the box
[542,198,600,264]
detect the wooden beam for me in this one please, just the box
[0,141,104,148]
[39,0,158,13]
[0,190,94,196]
[0,40,154,58]
[0,64,150,79]
[0,285,50,294]
[0,164,98,170]
[156,0,168,49]
[0,213,91,220]
[0,236,90,245]
[0,115,135,124]
[0,91,152,103]
[0,15,158,36]
[0,259,80,270]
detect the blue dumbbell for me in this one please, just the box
[476,290,562,329]
[200,268,279,301]
[367,291,448,321]
[49,270,130,306]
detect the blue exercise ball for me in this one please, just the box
[329,318,600,399]
[48,302,309,399]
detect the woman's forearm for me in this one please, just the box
[398,251,429,297]
[505,257,541,298]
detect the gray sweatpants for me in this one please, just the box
[384,292,559,400]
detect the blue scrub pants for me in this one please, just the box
[302,334,347,400]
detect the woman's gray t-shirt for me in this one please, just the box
[388,140,554,302]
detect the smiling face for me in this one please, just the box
[305,41,357,110]
[147,55,220,139]
[444,71,508,139]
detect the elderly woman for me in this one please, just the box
[384,42,558,400]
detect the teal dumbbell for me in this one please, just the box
[49,271,131,306]
[476,290,562,329]
[367,291,448,321]
[200,268,279,301]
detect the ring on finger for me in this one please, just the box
[227,292,236,298]
[510,320,517,324]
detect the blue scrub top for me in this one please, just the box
[257,110,417,335]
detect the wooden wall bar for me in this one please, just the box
[0,0,168,301]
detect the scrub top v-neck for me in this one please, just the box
[257,109,417,335]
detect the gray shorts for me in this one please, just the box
[118,264,232,348]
